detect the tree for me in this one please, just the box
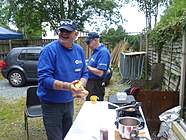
[0,0,127,38]
[127,34,140,51]
[0,0,43,38]
[101,25,128,48]
[149,0,186,62]
[130,0,170,29]
[0,0,10,28]
[101,25,140,51]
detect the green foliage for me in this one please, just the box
[0,0,10,28]
[101,26,140,51]
[148,0,186,62]
[14,1,42,38]
[101,26,127,48]
[0,0,42,38]
[127,34,140,51]
[130,0,170,29]
[134,0,169,14]
[0,0,127,39]
[149,0,186,50]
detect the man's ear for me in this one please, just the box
[95,38,99,45]
[74,31,79,40]
[75,31,79,37]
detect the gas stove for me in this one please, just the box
[115,104,145,130]
[108,95,136,109]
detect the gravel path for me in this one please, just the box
[0,79,37,101]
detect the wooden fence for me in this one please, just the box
[147,41,182,91]
[0,37,91,59]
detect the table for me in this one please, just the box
[64,101,151,140]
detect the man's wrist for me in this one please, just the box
[53,80,63,90]
[53,80,73,91]
[67,83,72,91]
[80,78,87,87]
[63,82,72,91]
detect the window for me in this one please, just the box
[18,49,41,61]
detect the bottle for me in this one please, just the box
[100,128,108,140]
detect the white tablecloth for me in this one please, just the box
[64,101,151,140]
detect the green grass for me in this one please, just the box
[0,97,47,140]
[0,97,24,123]
[0,68,128,140]
[105,68,129,100]
[0,97,83,140]
[0,97,30,140]
[0,73,3,80]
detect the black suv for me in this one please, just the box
[1,47,42,87]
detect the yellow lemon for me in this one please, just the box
[90,95,98,104]
[75,81,82,88]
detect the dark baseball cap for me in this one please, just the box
[85,32,100,44]
[58,19,77,32]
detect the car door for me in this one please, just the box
[18,48,41,80]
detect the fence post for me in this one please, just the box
[9,40,12,51]
[180,31,186,116]
[145,31,149,80]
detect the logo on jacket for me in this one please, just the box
[90,58,95,62]
[75,60,83,64]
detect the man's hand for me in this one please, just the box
[69,82,82,94]
[74,86,89,99]
[53,80,89,99]
[80,78,87,87]
[53,80,82,92]
[71,80,89,99]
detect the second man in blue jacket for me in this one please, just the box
[85,32,110,101]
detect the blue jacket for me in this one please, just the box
[88,43,110,79]
[37,40,88,103]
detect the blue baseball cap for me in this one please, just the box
[58,19,77,32]
[85,32,100,44]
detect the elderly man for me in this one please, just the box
[37,19,88,140]
[85,32,110,101]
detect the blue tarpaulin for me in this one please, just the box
[0,26,23,40]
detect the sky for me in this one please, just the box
[85,3,165,34]
[121,4,146,33]
[41,3,165,39]
[10,3,165,38]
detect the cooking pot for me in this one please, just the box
[117,117,143,139]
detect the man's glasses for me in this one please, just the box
[59,29,72,33]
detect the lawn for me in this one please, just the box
[0,72,3,80]
[0,68,128,140]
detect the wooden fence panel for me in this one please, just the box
[147,41,182,91]
[0,37,90,59]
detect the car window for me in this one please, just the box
[18,49,41,61]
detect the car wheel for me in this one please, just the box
[8,70,26,87]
